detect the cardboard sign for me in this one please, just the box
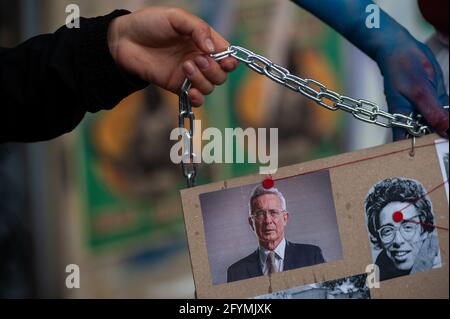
[181,134,449,299]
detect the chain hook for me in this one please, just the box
[409,135,416,157]
[406,112,425,157]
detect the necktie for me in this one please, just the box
[267,251,278,274]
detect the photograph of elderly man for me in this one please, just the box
[227,185,325,283]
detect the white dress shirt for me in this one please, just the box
[259,238,286,275]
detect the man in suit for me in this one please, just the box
[227,185,325,283]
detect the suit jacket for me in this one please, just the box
[227,241,325,283]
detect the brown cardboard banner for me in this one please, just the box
[181,134,449,299]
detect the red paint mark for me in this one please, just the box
[392,211,404,223]
[262,177,275,189]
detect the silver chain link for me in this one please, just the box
[213,45,432,136]
[179,45,439,187]
[179,79,197,188]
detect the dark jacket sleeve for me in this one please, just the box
[0,9,148,143]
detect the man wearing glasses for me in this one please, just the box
[227,186,325,283]
[365,178,441,281]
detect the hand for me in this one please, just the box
[107,7,238,107]
[411,232,440,274]
[377,36,449,140]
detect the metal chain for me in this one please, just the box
[179,45,441,187]
[212,46,433,136]
[179,79,196,188]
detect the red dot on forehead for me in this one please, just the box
[392,211,404,223]
[262,177,275,189]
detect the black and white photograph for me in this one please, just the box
[199,170,343,285]
[254,274,370,299]
[435,139,449,202]
[364,178,442,282]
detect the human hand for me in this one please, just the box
[411,232,440,274]
[107,7,238,107]
[377,36,449,140]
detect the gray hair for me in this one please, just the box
[248,185,287,215]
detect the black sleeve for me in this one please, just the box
[0,9,148,143]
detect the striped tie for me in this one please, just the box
[267,251,278,274]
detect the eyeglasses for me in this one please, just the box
[251,209,285,221]
[377,215,421,244]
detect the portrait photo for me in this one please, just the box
[199,170,343,285]
[364,177,442,282]
[435,139,449,202]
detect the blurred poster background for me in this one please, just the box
[0,0,435,298]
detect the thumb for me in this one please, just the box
[167,8,216,54]
[405,79,449,139]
